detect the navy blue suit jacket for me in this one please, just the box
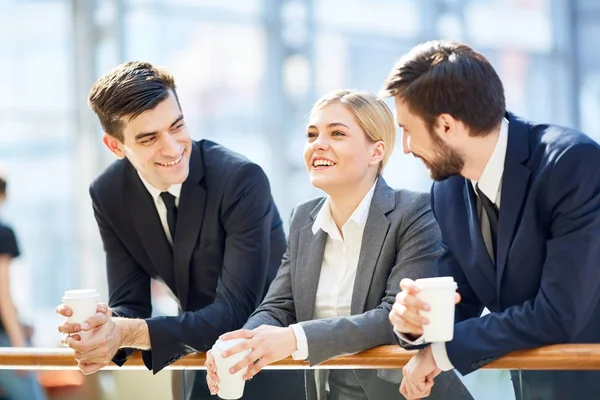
[89,140,285,373]
[432,113,600,383]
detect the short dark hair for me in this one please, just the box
[0,174,6,197]
[380,40,505,137]
[88,61,179,142]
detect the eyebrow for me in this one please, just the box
[307,122,351,130]
[134,114,185,141]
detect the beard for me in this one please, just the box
[417,134,465,181]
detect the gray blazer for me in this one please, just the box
[245,178,472,400]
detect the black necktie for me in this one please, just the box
[160,192,178,241]
[476,185,499,261]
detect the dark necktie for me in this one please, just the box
[160,192,178,241]
[476,185,499,261]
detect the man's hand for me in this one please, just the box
[218,325,297,381]
[389,278,461,337]
[205,350,220,395]
[400,346,441,399]
[57,303,122,375]
[56,302,111,336]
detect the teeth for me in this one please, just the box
[313,159,334,167]
[158,155,182,167]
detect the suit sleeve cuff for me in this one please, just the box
[431,342,454,371]
[394,328,426,345]
[111,348,134,366]
[290,323,309,360]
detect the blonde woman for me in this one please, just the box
[205,90,472,399]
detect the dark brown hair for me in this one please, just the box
[0,174,6,197]
[380,40,505,137]
[88,61,179,142]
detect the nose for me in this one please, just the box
[160,133,180,157]
[402,129,411,154]
[310,133,329,152]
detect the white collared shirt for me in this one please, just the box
[137,172,182,245]
[395,119,509,371]
[290,180,377,360]
[469,117,508,261]
[471,117,508,207]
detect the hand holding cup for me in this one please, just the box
[390,278,461,340]
[56,289,103,341]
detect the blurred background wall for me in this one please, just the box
[0,0,599,397]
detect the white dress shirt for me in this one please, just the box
[290,180,377,360]
[137,173,182,245]
[396,118,509,372]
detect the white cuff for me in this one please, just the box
[290,323,309,360]
[394,328,425,345]
[431,342,454,371]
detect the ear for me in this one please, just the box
[436,113,460,141]
[102,134,126,159]
[369,140,386,168]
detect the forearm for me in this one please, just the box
[243,310,289,330]
[301,309,395,365]
[0,299,26,347]
[114,317,151,350]
[142,294,253,373]
[244,247,297,331]
[0,259,26,347]
[447,296,567,375]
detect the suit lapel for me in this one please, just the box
[351,178,394,314]
[125,162,174,280]
[172,143,205,311]
[496,114,531,285]
[294,200,327,322]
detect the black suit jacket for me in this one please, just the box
[89,140,285,373]
[432,113,600,396]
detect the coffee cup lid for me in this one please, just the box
[415,276,457,289]
[212,338,247,353]
[63,289,99,300]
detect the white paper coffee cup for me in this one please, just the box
[62,289,100,341]
[415,277,457,342]
[211,338,252,400]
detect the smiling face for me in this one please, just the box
[103,91,192,190]
[394,97,464,181]
[303,102,384,195]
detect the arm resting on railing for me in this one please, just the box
[1,344,600,371]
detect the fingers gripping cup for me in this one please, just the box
[415,277,458,343]
[211,338,252,400]
[62,289,100,341]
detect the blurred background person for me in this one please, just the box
[0,172,47,400]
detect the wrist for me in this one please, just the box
[114,318,150,350]
[404,332,420,341]
[11,337,27,348]
[112,317,128,349]
[286,327,298,353]
[7,327,27,348]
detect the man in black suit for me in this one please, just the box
[56,61,305,399]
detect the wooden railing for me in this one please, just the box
[1,345,600,370]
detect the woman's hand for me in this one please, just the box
[218,325,298,380]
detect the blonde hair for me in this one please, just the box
[310,89,396,174]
